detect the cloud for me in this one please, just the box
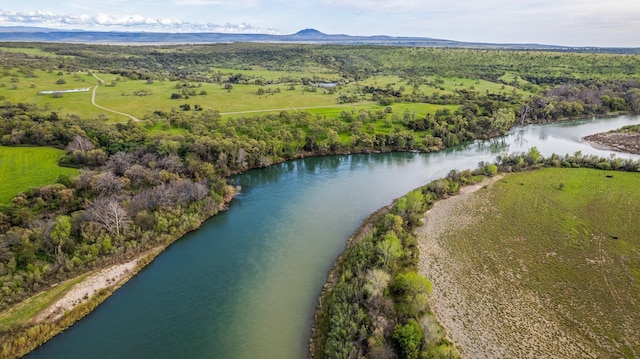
[317,0,505,13]
[0,9,278,33]
[173,0,260,6]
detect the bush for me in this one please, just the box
[393,319,423,359]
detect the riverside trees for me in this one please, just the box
[0,103,233,314]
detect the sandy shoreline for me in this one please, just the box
[32,253,151,323]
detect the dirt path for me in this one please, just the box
[91,73,142,122]
[415,176,596,359]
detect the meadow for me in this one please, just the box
[0,146,78,204]
[0,48,536,124]
[424,167,640,358]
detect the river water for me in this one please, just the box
[27,116,640,359]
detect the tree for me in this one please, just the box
[393,272,432,317]
[92,172,125,196]
[364,268,391,299]
[106,152,135,176]
[393,319,424,359]
[490,108,515,133]
[66,135,95,153]
[376,234,403,268]
[86,197,131,237]
[50,216,71,264]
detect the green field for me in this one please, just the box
[210,67,342,81]
[0,64,526,123]
[0,47,70,58]
[0,146,78,204]
[432,168,640,357]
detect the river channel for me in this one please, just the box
[27,115,640,358]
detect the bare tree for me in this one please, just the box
[92,172,125,196]
[129,179,208,213]
[106,151,136,176]
[86,197,131,237]
[74,169,98,192]
[157,155,185,174]
[124,164,152,187]
[66,135,95,153]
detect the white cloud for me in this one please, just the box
[173,0,261,7]
[318,0,510,13]
[0,9,278,33]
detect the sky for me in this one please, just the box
[1,0,639,47]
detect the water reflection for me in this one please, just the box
[475,137,509,154]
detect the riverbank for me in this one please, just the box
[416,174,586,358]
[583,131,640,155]
[415,176,521,358]
[30,250,153,324]
[0,188,237,359]
[416,168,640,358]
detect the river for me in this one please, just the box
[27,115,640,358]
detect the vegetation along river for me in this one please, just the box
[27,115,640,358]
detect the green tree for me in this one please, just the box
[393,319,424,359]
[376,233,403,268]
[393,272,432,317]
[490,108,515,133]
[50,215,71,264]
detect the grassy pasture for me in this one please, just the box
[0,69,101,117]
[0,146,77,204]
[0,66,524,123]
[210,67,342,82]
[0,47,69,58]
[355,74,532,97]
[438,168,640,357]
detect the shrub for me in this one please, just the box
[393,319,423,359]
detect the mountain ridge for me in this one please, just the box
[0,27,637,53]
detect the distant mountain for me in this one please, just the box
[293,29,327,37]
[0,27,637,53]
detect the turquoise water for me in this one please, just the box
[27,116,640,358]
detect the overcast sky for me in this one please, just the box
[1,0,639,47]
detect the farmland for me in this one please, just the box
[0,146,77,205]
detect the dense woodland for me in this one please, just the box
[0,42,639,357]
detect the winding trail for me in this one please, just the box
[91,73,142,122]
